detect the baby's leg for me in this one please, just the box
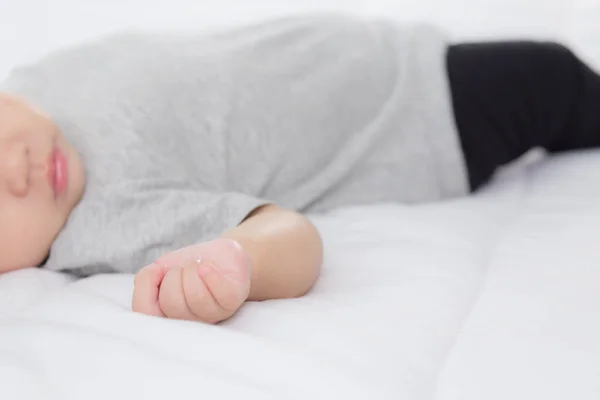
[447,41,600,191]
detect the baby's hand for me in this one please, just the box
[131,238,252,324]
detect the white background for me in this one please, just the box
[1,0,599,80]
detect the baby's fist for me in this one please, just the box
[132,238,252,324]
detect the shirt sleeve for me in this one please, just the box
[44,189,270,277]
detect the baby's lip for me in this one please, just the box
[46,146,68,198]
[46,149,57,197]
[56,147,69,198]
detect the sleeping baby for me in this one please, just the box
[1,13,598,323]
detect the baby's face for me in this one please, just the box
[0,93,85,273]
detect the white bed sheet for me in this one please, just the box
[1,151,600,400]
[1,1,600,399]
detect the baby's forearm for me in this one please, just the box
[220,205,323,301]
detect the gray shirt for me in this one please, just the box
[2,14,468,276]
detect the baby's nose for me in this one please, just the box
[2,142,29,197]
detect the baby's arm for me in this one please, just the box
[132,205,323,323]
[221,204,323,301]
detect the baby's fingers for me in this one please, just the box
[195,263,249,312]
[158,267,199,322]
[132,264,167,318]
[182,262,226,323]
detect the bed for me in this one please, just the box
[1,1,599,399]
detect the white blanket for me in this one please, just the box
[1,1,600,399]
[2,151,600,399]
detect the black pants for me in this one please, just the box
[446,41,600,191]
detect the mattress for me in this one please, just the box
[1,1,600,399]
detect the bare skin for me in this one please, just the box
[0,92,323,324]
[0,93,86,272]
[132,205,323,323]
